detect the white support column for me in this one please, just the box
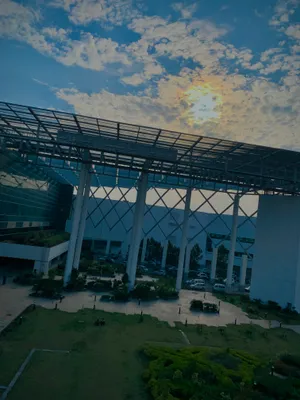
[64,164,88,285]
[226,194,240,287]
[105,239,111,255]
[184,242,192,277]
[161,240,168,272]
[141,237,148,263]
[127,173,148,290]
[73,171,92,270]
[176,187,192,291]
[240,254,248,286]
[33,260,42,274]
[41,261,50,277]
[210,246,218,281]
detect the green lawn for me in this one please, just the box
[0,307,300,399]
[0,307,181,400]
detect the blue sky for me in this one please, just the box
[0,0,299,149]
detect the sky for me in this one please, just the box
[0,0,299,149]
[0,0,299,216]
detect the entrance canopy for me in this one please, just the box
[0,101,300,194]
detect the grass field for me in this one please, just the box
[0,306,300,399]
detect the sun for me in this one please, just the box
[180,83,222,125]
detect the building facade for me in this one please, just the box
[66,196,256,273]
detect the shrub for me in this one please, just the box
[79,258,93,272]
[267,300,281,311]
[31,278,63,298]
[48,268,56,279]
[280,354,300,369]
[87,279,112,292]
[246,306,258,315]
[122,273,129,284]
[132,283,157,300]
[142,346,267,400]
[113,285,129,301]
[190,299,204,311]
[156,286,178,300]
[112,279,122,289]
[65,269,86,291]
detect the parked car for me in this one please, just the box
[138,265,148,273]
[190,282,205,291]
[197,272,209,280]
[191,278,206,285]
[213,283,226,292]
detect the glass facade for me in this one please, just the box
[0,151,73,232]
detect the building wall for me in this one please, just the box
[0,241,69,262]
[250,195,300,310]
[66,197,256,268]
[0,151,72,232]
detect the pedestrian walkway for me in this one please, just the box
[0,282,299,334]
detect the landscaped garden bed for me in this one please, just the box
[3,230,70,247]
[190,299,219,313]
[142,345,300,400]
[213,293,300,324]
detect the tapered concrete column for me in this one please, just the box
[105,239,111,255]
[161,240,168,272]
[33,260,42,274]
[73,171,92,270]
[42,261,50,277]
[64,164,88,285]
[210,246,218,281]
[176,187,192,291]
[226,194,240,287]
[184,243,192,277]
[127,173,148,290]
[141,237,148,263]
[240,254,248,286]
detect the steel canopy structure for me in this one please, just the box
[1,101,300,194]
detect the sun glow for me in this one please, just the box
[180,83,222,125]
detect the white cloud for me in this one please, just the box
[57,34,132,70]
[172,2,198,19]
[127,17,229,73]
[0,2,132,71]
[42,27,69,40]
[49,0,140,26]
[285,24,300,40]
[56,67,300,150]
[121,62,165,86]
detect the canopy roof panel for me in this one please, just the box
[0,101,300,194]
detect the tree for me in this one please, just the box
[166,241,180,266]
[122,272,129,284]
[216,244,229,278]
[146,237,163,261]
[190,244,203,269]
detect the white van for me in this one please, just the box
[213,283,226,292]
